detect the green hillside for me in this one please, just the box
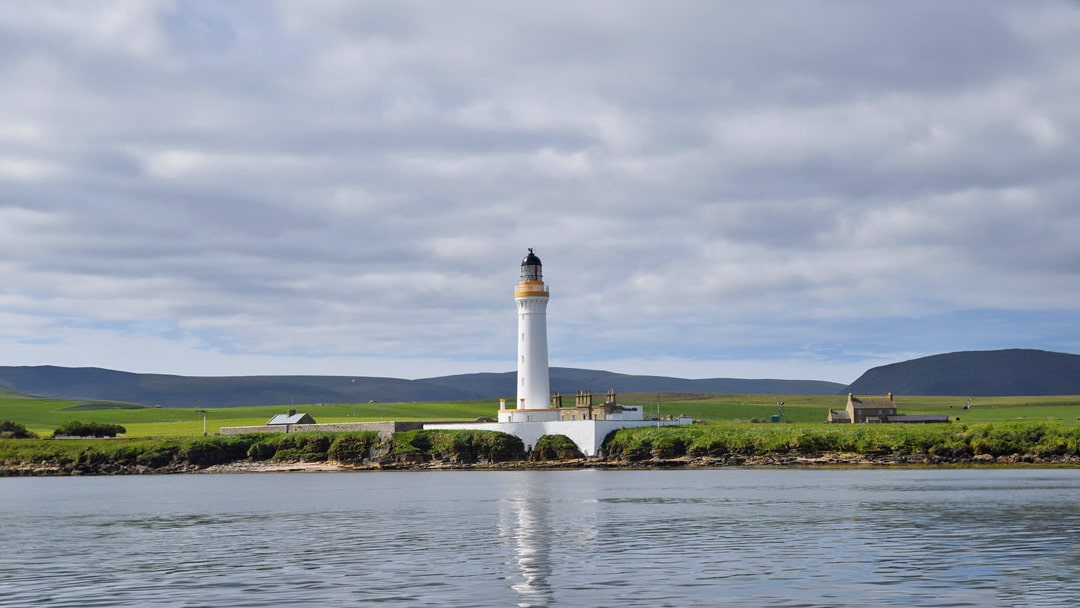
[622,393,1080,424]
[848,349,1080,395]
[2,389,1079,439]
[0,390,494,437]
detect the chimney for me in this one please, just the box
[288,409,296,416]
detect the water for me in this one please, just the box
[1,469,1078,607]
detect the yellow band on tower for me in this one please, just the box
[515,285,550,298]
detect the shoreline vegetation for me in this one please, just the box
[3,423,1080,476]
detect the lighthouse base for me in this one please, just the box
[423,418,691,458]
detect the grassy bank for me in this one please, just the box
[4,422,1080,475]
[3,388,1080,474]
[602,421,1080,461]
[0,429,527,475]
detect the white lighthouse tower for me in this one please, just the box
[504,248,557,421]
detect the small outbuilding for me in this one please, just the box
[267,410,316,425]
[887,414,952,424]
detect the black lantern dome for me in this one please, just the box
[520,248,542,282]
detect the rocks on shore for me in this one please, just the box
[4,451,1080,476]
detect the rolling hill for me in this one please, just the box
[425,368,845,399]
[7,349,1072,406]
[0,365,845,407]
[846,349,1080,396]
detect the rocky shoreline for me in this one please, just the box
[4,451,1079,476]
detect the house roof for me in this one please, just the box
[267,413,312,425]
[849,395,895,410]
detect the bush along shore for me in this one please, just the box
[3,423,1080,476]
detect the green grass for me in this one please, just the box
[6,421,1077,474]
[2,389,1079,439]
[603,420,1080,460]
[0,392,496,437]
[0,430,526,471]
[621,393,1080,425]
[3,386,1080,471]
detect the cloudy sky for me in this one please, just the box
[2,1,1079,383]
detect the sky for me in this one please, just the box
[2,1,1079,384]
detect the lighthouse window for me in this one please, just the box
[521,332,525,341]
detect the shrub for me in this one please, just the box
[179,438,232,467]
[391,430,430,457]
[54,421,127,438]
[247,439,277,461]
[275,434,332,461]
[602,429,655,460]
[387,430,524,463]
[136,444,180,468]
[213,434,261,460]
[328,432,382,462]
[0,420,36,439]
[244,433,333,462]
[477,431,525,462]
[530,434,583,461]
[179,435,260,467]
[602,422,1063,461]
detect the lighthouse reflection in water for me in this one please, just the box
[498,474,555,606]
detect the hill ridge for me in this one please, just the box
[0,365,845,407]
[846,348,1080,396]
[5,348,1075,406]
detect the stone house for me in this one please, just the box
[554,390,644,421]
[828,393,896,423]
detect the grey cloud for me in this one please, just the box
[1,1,1079,379]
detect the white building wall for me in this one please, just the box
[515,295,549,410]
[498,408,561,423]
[424,419,690,457]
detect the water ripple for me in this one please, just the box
[1,469,1078,606]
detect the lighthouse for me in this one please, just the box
[514,248,551,411]
[420,249,692,454]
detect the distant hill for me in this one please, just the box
[0,366,475,407]
[0,365,845,407]
[846,349,1080,396]
[422,368,845,399]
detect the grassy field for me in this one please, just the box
[2,389,1079,438]
[0,391,495,437]
[621,392,1080,425]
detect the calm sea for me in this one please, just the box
[1,469,1078,607]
